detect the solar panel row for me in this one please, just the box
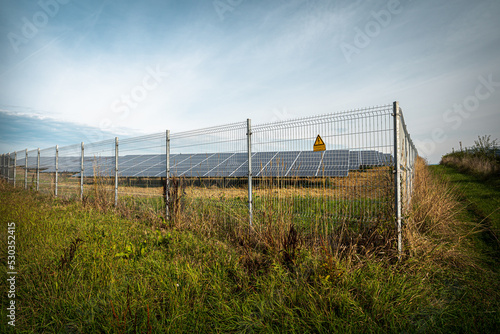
[27,150,392,178]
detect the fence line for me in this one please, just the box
[1,102,418,254]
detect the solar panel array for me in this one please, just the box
[28,149,392,178]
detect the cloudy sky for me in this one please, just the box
[0,0,499,163]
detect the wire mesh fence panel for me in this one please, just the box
[83,139,116,206]
[26,149,39,191]
[38,147,56,195]
[168,122,248,228]
[118,132,166,215]
[397,107,418,217]
[7,152,14,185]
[15,150,26,188]
[251,105,394,242]
[0,154,4,179]
[58,143,84,200]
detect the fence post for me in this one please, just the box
[55,145,59,197]
[247,119,253,228]
[393,101,402,258]
[81,142,84,201]
[25,149,28,190]
[165,130,170,220]
[115,137,119,207]
[7,152,11,184]
[14,152,17,187]
[37,148,40,191]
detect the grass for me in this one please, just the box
[429,164,500,265]
[1,158,500,332]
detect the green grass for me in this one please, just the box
[429,164,500,266]
[1,168,500,332]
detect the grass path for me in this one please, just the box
[429,164,500,266]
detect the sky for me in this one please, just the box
[0,0,499,163]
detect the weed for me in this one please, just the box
[58,238,84,270]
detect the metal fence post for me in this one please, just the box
[165,130,170,220]
[115,137,119,207]
[81,142,84,201]
[247,119,253,228]
[37,148,40,191]
[25,149,28,190]
[393,101,402,258]
[55,145,59,197]
[7,152,11,184]
[13,152,17,187]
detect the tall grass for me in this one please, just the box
[404,157,478,267]
[441,135,499,178]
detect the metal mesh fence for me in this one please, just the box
[118,132,166,215]
[57,143,83,200]
[251,105,394,239]
[38,147,56,195]
[1,102,418,252]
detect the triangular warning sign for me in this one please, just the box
[313,135,326,151]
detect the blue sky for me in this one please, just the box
[0,0,499,163]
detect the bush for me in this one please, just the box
[440,135,499,178]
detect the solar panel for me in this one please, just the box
[349,151,361,170]
[286,151,324,177]
[359,150,380,166]
[40,149,392,179]
[319,150,350,177]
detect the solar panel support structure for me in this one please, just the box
[247,119,253,228]
[165,130,171,221]
[24,149,28,190]
[115,137,119,207]
[13,152,17,187]
[55,145,59,197]
[80,142,84,201]
[36,148,40,192]
[393,101,402,259]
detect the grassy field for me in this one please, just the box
[1,159,499,333]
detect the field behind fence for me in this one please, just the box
[1,102,417,253]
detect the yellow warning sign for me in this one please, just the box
[313,135,326,151]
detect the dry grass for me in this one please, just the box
[404,157,479,268]
[441,154,499,178]
[114,166,392,201]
